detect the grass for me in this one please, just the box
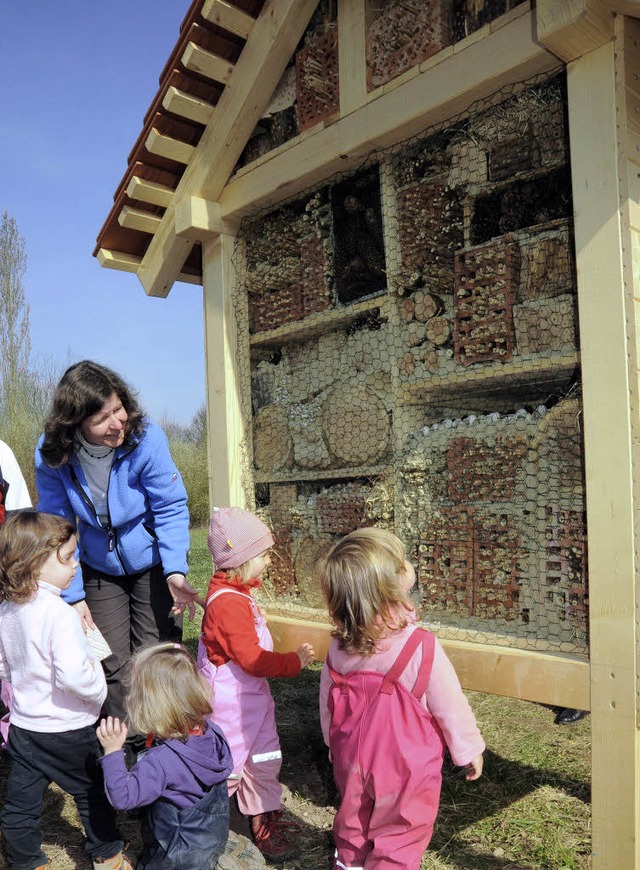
[0,528,592,869]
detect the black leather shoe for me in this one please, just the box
[554,707,587,725]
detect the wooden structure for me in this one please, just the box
[94,0,640,864]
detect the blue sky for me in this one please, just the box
[1,2,205,425]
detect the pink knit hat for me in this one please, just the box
[208,507,275,569]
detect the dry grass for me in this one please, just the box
[0,530,591,869]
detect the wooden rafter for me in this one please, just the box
[138,0,320,298]
[181,41,235,85]
[162,86,215,125]
[201,0,256,40]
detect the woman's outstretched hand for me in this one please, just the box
[166,574,205,620]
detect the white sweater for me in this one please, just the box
[0,581,106,732]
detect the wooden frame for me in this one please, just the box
[96,1,640,862]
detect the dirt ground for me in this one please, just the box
[0,664,590,870]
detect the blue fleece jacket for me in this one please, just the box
[35,421,190,604]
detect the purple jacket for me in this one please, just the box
[99,721,232,810]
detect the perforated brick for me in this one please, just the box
[454,238,520,366]
[447,434,528,502]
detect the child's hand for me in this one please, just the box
[297,643,315,668]
[96,716,129,755]
[465,753,484,781]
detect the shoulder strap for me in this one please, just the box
[205,587,253,609]
[381,628,435,699]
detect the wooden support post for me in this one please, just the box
[567,24,640,867]
[337,0,368,116]
[536,0,613,62]
[202,233,248,508]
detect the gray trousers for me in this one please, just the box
[81,561,183,720]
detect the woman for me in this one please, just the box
[35,360,202,720]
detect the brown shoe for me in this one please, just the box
[250,811,300,864]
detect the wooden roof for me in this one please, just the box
[93,0,273,282]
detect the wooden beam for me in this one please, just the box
[611,0,640,14]
[181,41,235,85]
[162,85,215,125]
[96,248,201,285]
[96,249,141,273]
[144,128,195,165]
[117,205,162,234]
[537,0,614,62]
[202,233,248,507]
[266,613,590,707]
[201,0,256,39]
[175,196,240,239]
[126,176,174,208]
[219,7,558,221]
[139,0,320,298]
[338,0,367,116]
[567,26,640,867]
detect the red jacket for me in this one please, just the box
[200,573,300,678]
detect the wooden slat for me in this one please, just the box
[117,206,162,234]
[126,176,174,208]
[181,41,235,85]
[163,85,215,125]
[567,25,640,867]
[537,0,614,62]
[139,0,320,298]
[219,9,559,221]
[266,613,590,707]
[201,0,256,40]
[145,129,195,165]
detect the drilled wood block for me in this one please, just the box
[454,238,520,366]
[295,29,339,133]
[269,484,298,526]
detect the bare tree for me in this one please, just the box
[0,212,31,420]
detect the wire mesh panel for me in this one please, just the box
[232,69,587,656]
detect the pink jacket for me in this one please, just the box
[320,622,484,767]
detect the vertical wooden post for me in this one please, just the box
[202,232,249,508]
[338,0,377,116]
[568,24,640,867]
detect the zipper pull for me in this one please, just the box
[108,528,115,552]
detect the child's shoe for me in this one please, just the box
[92,850,133,870]
[250,811,300,864]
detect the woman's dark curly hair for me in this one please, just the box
[40,361,146,467]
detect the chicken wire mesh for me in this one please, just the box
[231,68,587,656]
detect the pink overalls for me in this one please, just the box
[197,588,282,817]
[326,629,446,870]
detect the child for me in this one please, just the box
[0,511,130,870]
[198,507,315,863]
[319,527,485,870]
[96,643,233,870]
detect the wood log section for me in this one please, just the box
[425,315,452,346]
[398,297,416,321]
[294,535,334,608]
[414,291,444,322]
[322,384,390,465]
[253,404,293,472]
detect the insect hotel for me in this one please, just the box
[94,0,640,864]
